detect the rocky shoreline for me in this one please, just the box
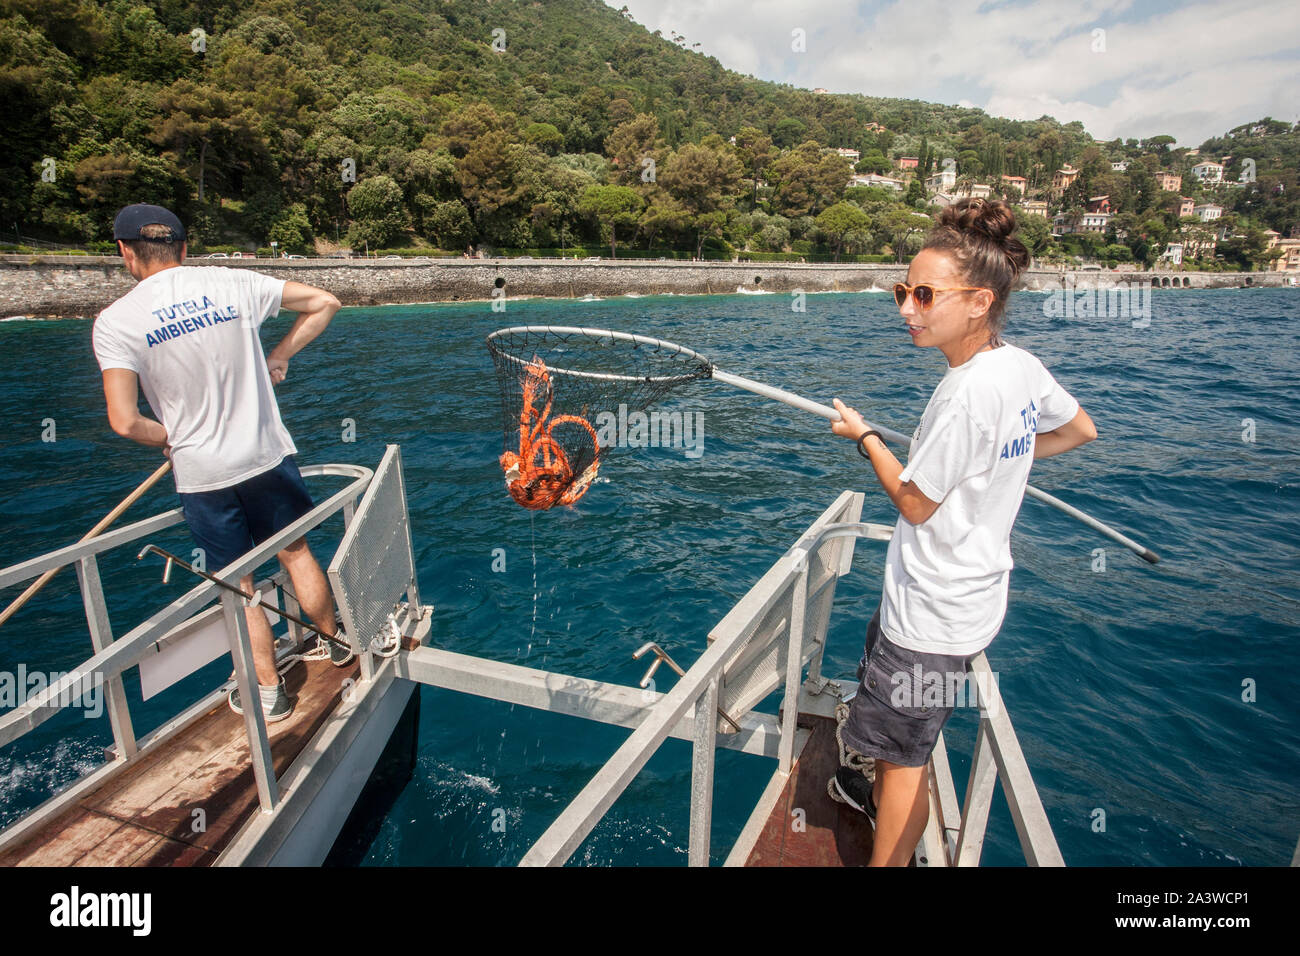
[1,254,1293,318]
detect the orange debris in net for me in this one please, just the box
[499,358,600,510]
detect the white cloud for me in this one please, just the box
[608,0,1300,144]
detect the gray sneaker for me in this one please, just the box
[321,627,355,667]
[228,678,294,723]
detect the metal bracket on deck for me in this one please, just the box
[802,675,839,697]
[633,641,686,686]
[633,642,742,733]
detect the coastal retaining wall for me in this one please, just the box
[2,255,1295,317]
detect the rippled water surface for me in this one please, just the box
[1,284,1297,865]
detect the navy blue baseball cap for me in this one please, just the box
[113,204,186,242]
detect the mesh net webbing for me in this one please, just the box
[487,326,712,510]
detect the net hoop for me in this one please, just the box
[488,325,715,510]
[485,325,713,385]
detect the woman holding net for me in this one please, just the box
[828,198,1097,866]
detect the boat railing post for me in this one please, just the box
[521,620,755,866]
[688,676,718,866]
[406,578,422,622]
[220,588,279,812]
[805,493,864,687]
[967,653,1064,865]
[75,555,137,760]
[949,652,1064,866]
[397,446,422,615]
[777,566,809,775]
[954,716,997,866]
[278,575,303,648]
[927,732,962,864]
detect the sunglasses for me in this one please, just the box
[894,282,989,311]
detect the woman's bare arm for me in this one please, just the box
[831,398,941,524]
[1034,406,1098,458]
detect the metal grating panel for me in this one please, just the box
[711,492,863,724]
[328,446,417,653]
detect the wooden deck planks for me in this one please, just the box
[743,715,876,867]
[0,653,358,867]
[10,809,120,867]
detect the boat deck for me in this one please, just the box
[742,715,878,867]
[0,655,358,866]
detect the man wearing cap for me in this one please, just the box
[94,204,352,724]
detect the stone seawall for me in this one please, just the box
[1,254,1294,318]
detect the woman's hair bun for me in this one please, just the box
[939,197,1017,243]
[925,196,1032,308]
[936,198,1030,274]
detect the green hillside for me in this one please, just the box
[2,0,1296,266]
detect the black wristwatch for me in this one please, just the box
[857,430,884,460]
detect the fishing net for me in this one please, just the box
[487,326,713,510]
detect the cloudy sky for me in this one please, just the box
[604,0,1300,146]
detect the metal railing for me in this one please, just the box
[3,234,91,251]
[1,469,1067,867]
[928,650,1064,865]
[516,502,1064,867]
[0,463,373,843]
[787,522,1063,866]
[520,491,864,866]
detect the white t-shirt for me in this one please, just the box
[92,265,297,494]
[879,343,1080,656]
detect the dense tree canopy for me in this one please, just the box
[1,0,1294,265]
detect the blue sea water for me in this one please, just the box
[0,285,1297,866]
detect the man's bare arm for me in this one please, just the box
[266,281,342,383]
[102,368,168,447]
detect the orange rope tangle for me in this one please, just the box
[499,358,600,510]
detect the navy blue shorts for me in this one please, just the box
[839,604,972,767]
[179,456,315,573]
